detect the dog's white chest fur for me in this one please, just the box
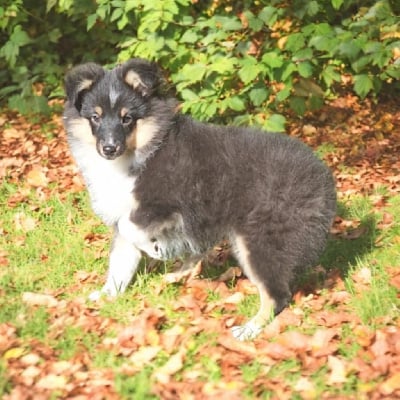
[70,139,136,225]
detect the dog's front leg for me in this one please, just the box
[89,228,142,301]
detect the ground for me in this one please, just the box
[0,95,399,399]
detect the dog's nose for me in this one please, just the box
[103,145,117,156]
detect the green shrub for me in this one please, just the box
[0,0,399,130]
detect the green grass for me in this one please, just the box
[1,175,399,398]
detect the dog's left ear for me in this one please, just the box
[121,58,161,97]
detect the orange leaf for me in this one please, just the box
[380,372,400,396]
[26,167,48,188]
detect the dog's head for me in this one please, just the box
[64,58,165,160]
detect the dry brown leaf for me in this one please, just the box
[218,334,257,356]
[278,330,310,352]
[353,266,372,285]
[14,212,37,232]
[153,350,185,384]
[327,355,347,384]
[371,330,389,357]
[380,372,400,396]
[21,365,42,386]
[164,260,202,284]
[217,267,242,282]
[36,374,68,390]
[294,377,317,399]
[20,353,41,366]
[129,345,162,368]
[224,292,245,305]
[22,292,58,307]
[26,166,48,187]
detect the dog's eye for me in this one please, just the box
[90,113,100,124]
[122,115,133,126]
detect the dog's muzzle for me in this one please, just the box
[98,139,124,160]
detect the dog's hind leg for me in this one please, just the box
[230,234,291,341]
[89,229,142,301]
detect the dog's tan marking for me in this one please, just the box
[94,106,103,116]
[120,107,128,118]
[68,117,95,145]
[125,70,146,90]
[232,234,276,340]
[126,117,159,151]
[77,79,95,94]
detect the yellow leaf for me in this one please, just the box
[3,347,25,360]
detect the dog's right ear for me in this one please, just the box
[65,63,105,111]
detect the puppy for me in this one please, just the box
[63,58,336,340]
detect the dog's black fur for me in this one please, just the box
[63,58,336,340]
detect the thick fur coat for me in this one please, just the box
[63,59,337,340]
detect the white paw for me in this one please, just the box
[231,321,263,341]
[88,287,118,301]
[88,290,103,302]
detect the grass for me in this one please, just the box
[1,174,399,398]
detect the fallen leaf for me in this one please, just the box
[36,374,68,390]
[371,330,389,357]
[380,372,400,396]
[21,365,42,385]
[327,355,347,384]
[14,212,37,232]
[294,377,316,399]
[129,345,162,368]
[3,347,25,360]
[153,350,185,384]
[353,267,372,285]
[26,166,48,187]
[20,353,41,366]
[22,292,58,307]
[224,292,245,305]
[217,267,242,282]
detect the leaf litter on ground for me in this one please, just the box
[0,96,399,398]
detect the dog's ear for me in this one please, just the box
[65,63,105,111]
[121,58,161,97]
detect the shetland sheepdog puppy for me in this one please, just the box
[63,58,336,340]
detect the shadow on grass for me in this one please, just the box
[295,201,378,293]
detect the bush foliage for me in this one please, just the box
[0,0,399,130]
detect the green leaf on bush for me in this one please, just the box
[180,30,198,44]
[249,87,269,107]
[243,11,264,32]
[261,52,284,69]
[289,96,307,115]
[321,65,341,86]
[227,96,245,112]
[264,114,286,132]
[354,74,373,98]
[213,16,242,31]
[238,58,262,84]
[298,62,314,78]
[258,6,278,28]
[331,0,344,10]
